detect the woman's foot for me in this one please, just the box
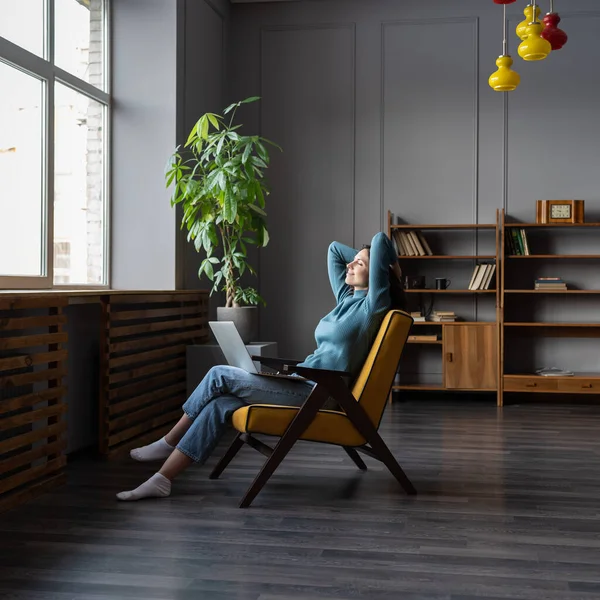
[116,473,171,501]
[130,437,174,461]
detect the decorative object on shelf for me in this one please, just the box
[489,1,520,92]
[536,200,585,224]
[516,2,541,40]
[536,367,574,377]
[404,275,426,290]
[541,0,568,50]
[435,278,451,290]
[518,0,552,61]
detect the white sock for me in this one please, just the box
[116,473,171,501]
[130,437,174,462]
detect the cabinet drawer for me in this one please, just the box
[504,376,558,392]
[557,379,600,393]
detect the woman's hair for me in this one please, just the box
[362,245,407,310]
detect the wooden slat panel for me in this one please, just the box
[106,422,174,458]
[108,317,205,339]
[99,292,208,458]
[0,387,66,416]
[0,440,66,475]
[0,422,65,455]
[108,357,186,385]
[108,293,206,304]
[0,456,66,495]
[108,407,182,448]
[0,403,67,431]
[108,345,186,370]
[0,366,66,389]
[107,369,187,401]
[108,382,186,416]
[0,297,68,310]
[108,329,207,355]
[0,350,68,372]
[109,395,184,431]
[109,305,201,322]
[0,472,65,514]
[0,332,68,351]
[0,314,66,331]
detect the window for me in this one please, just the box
[0,0,110,288]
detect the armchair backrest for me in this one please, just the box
[350,310,413,427]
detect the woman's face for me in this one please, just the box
[345,248,370,290]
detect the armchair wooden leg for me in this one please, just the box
[343,446,367,470]
[209,432,245,480]
[330,380,416,495]
[239,384,330,508]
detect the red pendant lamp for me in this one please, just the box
[493,0,517,3]
[542,0,568,50]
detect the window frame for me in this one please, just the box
[0,0,111,290]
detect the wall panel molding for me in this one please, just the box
[381,17,479,226]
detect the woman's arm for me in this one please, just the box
[328,241,357,303]
[366,232,399,312]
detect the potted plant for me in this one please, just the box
[166,97,280,343]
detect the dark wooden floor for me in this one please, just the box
[1,399,600,600]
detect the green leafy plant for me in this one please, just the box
[166,97,280,307]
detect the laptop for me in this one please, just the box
[208,321,305,380]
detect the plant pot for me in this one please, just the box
[216,306,258,344]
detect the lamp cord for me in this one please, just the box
[550,0,554,13]
[503,4,507,55]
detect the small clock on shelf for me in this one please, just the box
[536,200,585,224]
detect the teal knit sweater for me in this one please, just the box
[297,232,398,378]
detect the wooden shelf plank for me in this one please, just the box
[391,224,496,230]
[392,384,444,390]
[412,321,495,326]
[504,322,600,327]
[505,372,600,379]
[405,289,495,293]
[507,255,600,259]
[505,222,600,228]
[407,340,443,345]
[398,255,496,259]
[505,290,600,294]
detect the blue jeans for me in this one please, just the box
[177,366,316,464]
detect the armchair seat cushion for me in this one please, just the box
[232,405,366,447]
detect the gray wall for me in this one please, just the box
[218,0,600,375]
[112,0,178,290]
[179,0,230,300]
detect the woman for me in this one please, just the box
[117,232,403,501]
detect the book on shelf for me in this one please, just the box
[408,334,440,342]
[468,264,496,290]
[430,310,457,322]
[392,230,433,256]
[534,277,567,290]
[505,228,530,255]
[410,311,426,322]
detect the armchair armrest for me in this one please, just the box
[283,364,352,379]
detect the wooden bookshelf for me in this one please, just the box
[388,210,501,402]
[500,209,600,405]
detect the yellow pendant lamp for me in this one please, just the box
[518,1,552,61]
[489,3,520,92]
[516,2,541,40]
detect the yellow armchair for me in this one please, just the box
[210,309,415,507]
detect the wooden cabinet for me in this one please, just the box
[444,324,497,390]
